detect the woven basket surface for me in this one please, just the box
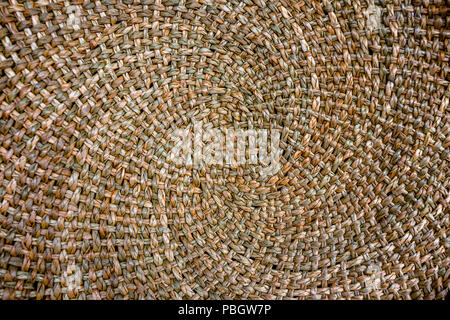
[0,0,449,300]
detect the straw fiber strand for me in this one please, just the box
[0,0,449,300]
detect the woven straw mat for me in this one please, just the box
[0,0,449,300]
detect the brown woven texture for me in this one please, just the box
[0,0,449,300]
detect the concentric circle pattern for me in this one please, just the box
[0,0,449,300]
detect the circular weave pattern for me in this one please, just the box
[0,0,449,300]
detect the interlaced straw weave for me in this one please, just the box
[0,0,449,300]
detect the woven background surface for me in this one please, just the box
[0,0,449,299]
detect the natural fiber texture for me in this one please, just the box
[0,0,449,300]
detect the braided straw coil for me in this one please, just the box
[0,0,449,300]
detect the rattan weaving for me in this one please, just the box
[0,0,448,300]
